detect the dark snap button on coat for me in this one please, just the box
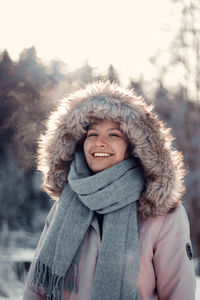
[186,243,193,260]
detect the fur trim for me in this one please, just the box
[37,81,185,217]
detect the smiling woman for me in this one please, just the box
[83,119,129,172]
[23,81,196,300]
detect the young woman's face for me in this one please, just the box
[83,119,129,173]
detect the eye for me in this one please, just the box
[110,132,121,137]
[87,132,98,137]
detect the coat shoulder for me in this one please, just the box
[138,204,190,246]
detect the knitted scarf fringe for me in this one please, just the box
[32,260,79,300]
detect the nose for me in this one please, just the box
[95,135,107,147]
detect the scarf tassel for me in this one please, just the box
[32,260,65,300]
[32,260,80,300]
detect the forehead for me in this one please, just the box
[88,119,120,130]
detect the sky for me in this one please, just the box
[0,0,180,85]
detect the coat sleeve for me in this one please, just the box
[153,204,196,300]
[23,201,58,300]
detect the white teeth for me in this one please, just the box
[93,153,112,157]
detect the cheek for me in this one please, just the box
[83,141,87,156]
[119,142,129,159]
[83,140,90,157]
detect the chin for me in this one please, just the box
[89,162,115,173]
[89,165,105,173]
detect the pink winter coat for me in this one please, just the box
[23,203,196,300]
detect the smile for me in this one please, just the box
[92,153,113,157]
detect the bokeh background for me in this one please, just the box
[0,0,200,298]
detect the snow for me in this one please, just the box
[1,247,34,262]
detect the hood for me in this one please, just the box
[37,81,185,217]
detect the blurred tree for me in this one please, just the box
[128,78,145,96]
[45,59,68,85]
[170,0,200,102]
[0,148,33,229]
[0,47,70,171]
[107,64,120,83]
[72,61,94,85]
[149,0,200,102]
[0,50,17,89]
[17,46,47,98]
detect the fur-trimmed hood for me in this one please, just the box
[37,81,185,217]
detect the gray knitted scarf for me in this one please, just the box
[32,151,145,300]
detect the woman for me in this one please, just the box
[23,81,196,300]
